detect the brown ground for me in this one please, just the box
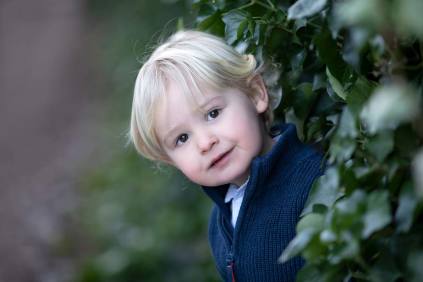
[0,1,101,281]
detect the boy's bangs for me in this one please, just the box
[163,62,226,107]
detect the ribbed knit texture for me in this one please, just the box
[202,123,324,282]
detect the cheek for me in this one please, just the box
[228,111,263,148]
[168,151,201,179]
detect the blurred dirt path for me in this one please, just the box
[0,0,101,281]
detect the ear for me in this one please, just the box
[248,74,269,114]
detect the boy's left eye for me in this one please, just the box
[207,109,220,121]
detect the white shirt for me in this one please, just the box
[224,178,249,228]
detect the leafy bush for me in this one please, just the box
[193,0,423,281]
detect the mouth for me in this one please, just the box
[209,148,233,169]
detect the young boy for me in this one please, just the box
[129,30,323,282]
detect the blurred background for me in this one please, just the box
[0,0,218,281]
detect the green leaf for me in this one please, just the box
[279,229,316,263]
[395,182,419,233]
[319,229,337,243]
[360,84,421,134]
[329,136,356,163]
[293,82,316,120]
[314,28,348,83]
[197,11,225,36]
[334,0,387,30]
[287,0,327,20]
[328,233,360,263]
[337,107,358,138]
[345,76,375,116]
[366,131,394,162]
[326,67,346,100]
[335,190,366,216]
[302,168,342,215]
[297,213,325,233]
[237,19,248,41]
[253,23,265,45]
[413,150,423,199]
[222,10,247,44]
[362,190,391,238]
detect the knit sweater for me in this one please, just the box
[202,123,324,282]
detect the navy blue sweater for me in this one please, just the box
[202,124,324,282]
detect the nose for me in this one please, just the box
[196,130,218,154]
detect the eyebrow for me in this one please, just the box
[195,95,224,111]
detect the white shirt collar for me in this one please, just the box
[224,177,249,203]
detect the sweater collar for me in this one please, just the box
[202,123,303,214]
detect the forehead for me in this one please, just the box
[160,77,222,112]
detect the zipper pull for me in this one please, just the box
[226,251,236,282]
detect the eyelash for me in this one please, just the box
[206,108,220,121]
[175,133,189,146]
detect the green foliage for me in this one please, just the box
[193,0,423,280]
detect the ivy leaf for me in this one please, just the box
[395,182,419,233]
[329,136,356,163]
[335,190,366,216]
[360,84,421,134]
[337,107,358,138]
[302,168,342,215]
[197,11,225,36]
[294,19,308,31]
[222,10,247,44]
[345,75,375,116]
[279,229,316,263]
[293,82,316,120]
[326,67,346,100]
[314,27,348,83]
[237,19,248,41]
[365,131,394,162]
[253,23,265,45]
[332,192,366,240]
[328,233,360,263]
[296,213,325,233]
[362,190,391,239]
[412,150,423,199]
[334,0,387,30]
[287,0,327,20]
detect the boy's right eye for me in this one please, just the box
[175,133,189,146]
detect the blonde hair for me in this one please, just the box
[129,30,280,161]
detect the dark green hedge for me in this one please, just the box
[193,0,423,281]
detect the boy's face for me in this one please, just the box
[155,78,274,187]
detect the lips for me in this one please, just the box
[209,148,233,168]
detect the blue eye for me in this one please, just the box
[176,133,188,146]
[207,109,220,121]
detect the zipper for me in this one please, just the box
[226,247,236,282]
[220,215,236,282]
